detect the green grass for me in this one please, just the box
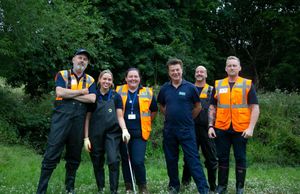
[0,144,299,194]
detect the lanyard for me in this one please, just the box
[98,89,112,102]
[127,90,138,113]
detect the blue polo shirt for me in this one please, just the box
[157,79,200,129]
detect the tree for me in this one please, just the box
[0,0,105,96]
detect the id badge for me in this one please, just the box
[219,88,228,94]
[128,114,136,120]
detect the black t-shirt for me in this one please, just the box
[87,89,123,112]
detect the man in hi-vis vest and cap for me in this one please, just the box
[37,48,96,194]
[208,56,260,194]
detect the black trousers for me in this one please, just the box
[37,100,86,193]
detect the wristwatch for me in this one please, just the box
[208,125,214,129]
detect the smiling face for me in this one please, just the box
[125,69,141,90]
[168,64,183,82]
[225,58,241,78]
[195,66,207,82]
[99,73,113,90]
[72,54,89,75]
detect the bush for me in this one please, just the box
[248,90,300,165]
[0,80,53,153]
[1,79,299,165]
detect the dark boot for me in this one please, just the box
[65,169,76,193]
[181,161,191,186]
[215,166,229,194]
[138,184,149,194]
[93,166,105,191]
[125,182,133,193]
[109,162,120,194]
[236,167,246,194]
[36,168,54,194]
[207,167,217,192]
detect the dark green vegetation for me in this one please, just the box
[0,1,299,192]
[1,0,299,96]
[0,79,299,165]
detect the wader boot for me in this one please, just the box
[36,168,53,194]
[65,169,76,193]
[109,162,120,194]
[125,182,133,193]
[207,167,217,192]
[138,184,149,194]
[216,167,229,194]
[236,167,246,194]
[92,163,105,192]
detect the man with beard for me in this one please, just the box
[181,66,218,193]
[37,48,96,194]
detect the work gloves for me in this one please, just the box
[122,128,131,144]
[84,137,91,152]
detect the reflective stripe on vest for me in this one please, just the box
[116,84,153,140]
[200,83,212,99]
[55,70,93,100]
[214,77,252,132]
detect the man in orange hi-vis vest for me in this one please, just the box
[208,56,260,194]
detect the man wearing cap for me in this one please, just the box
[37,48,96,194]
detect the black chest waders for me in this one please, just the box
[37,99,87,194]
[89,98,122,193]
[37,70,89,194]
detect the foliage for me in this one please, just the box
[205,0,300,89]
[1,80,300,164]
[0,79,52,153]
[2,1,298,95]
[0,0,105,96]
[248,90,300,165]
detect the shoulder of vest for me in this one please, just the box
[85,74,95,83]
[57,70,69,80]
[139,86,153,96]
[239,77,252,85]
[116,84,126,93]
[215,79,224,85]
[59,70,68,75]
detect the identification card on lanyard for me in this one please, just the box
[128,114,136,120]
[127,90,138,120]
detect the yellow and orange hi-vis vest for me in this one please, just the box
[200,83,213,99]
[116,84,153,140]
[214,77,252,132]
[55,70,94,100]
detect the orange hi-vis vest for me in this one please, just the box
[116,84,153,140]
[55,70,94,100]
[214,77,252,132]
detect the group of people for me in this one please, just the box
[36,48,260,194]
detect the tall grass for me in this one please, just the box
[0,144,299,194]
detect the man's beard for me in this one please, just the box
[74,64,86,72]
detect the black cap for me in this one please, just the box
[74,48,90,60]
